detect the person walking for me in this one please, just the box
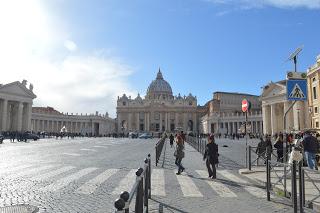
[169,133,174,148]
[203,134,219,179]
[265,135,273,161]
[256,137,267,165]
[175,134,185,175]
[274,134,284,162]
[301,131,319,170]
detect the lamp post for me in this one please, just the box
[297,109,300,131]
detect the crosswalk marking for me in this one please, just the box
[80,149,97,152]
[77,169,119,194]
[217,170,266,198]
[6,165,56,179]
[196,170,237,198]
[0,164,33,176]
[31,166,76,181]
[40,167,98,192]
[175,171,203,197]
[62,153,81,156]
[151,169,166,196]
[112,170,137,195]
[93,146,108,148]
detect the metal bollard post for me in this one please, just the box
[155,146,158,166]
[248,146,252,171]
[298,161,303,213]
[291,161,297,213]
[144,158,149,211]
[148,154,151,199]
[114,198,126,213]
[135,168,144,213]
[120,191,130,213]
[266,157,270,201]
[302,169,305,207]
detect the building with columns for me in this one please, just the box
[307,54,320,129]
[0,80,116,135]
[31,107,115,136]
[260,80,309,135]
[0,80,36,132]
[116,70,202,133]
[200,92,263,135]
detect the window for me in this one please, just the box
[189,101,192,106]
[313,87,317,99]
[316,122,319,128]
[315,107,318,114]
[313,77,316,82]
[122,102,126,106]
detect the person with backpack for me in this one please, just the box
[274,133,284,162]
[203,134,219,179]
[175,134,185,175]
[169,133,174,148]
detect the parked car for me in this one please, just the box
[24,132,40,141]
[138,133,153,139]
[129,132,139,139]
[0,133,4,144]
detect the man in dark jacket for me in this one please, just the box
[203,134,218,179]
[302,132,319,170]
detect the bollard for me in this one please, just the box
[291,161,298,213]
[301,168,305,207]
[266,157,270,201]
[298,161,303,213]
[135,168,144,213]
[114,198,125,213]
[148,154,151,198]
[248,146,252,171]
[155,146,158,166]
[120,191,130,213]
[144,158,149,211]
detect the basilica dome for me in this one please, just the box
[146,69,173,100]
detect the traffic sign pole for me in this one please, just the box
[245,111,248,168]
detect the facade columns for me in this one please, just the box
[136,113,140,131]
[17,102,23,131]
[144,112,147,131]
[128,113,132,131]
[270,104,277,135]
[159,113,162,132]
[1,99,8,131]
[262,105,271,135]
[175,113,179,130]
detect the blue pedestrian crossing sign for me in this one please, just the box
[287,79,307,101]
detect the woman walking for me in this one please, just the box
[175,134,185,175]
[203,134,219,179]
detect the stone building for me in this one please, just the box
[260,80,309,135]
[307,54,320,129]
[0,80,36,132]
[116,70,201,133]
[0,80,116,135]
[200,92,263,135]
[31,107,115,136]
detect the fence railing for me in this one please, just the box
[266,157,320,213]
[114,154,151,213]
[155,137,166,166]
[185,135,207,155]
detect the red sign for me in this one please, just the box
[242,99,249,112]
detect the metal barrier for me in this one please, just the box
[114,154,151,213]
[300,166,320,211]
[185,135,207,155]
[155,137,166,166]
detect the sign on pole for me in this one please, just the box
[242,99,250,112]
[286,79,307,101]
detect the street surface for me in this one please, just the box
[0,137,295,212]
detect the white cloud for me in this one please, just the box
[0,0,136,118]
[205,0,320,9]
[64,40,77,52]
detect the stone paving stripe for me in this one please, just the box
[175,171,203,197]
[62,153,81,156]
[40,167,98,192]
[80,149,97,152]
[217,170,266,198]
[0,164,33,176]
[31,166,76,181]
[112,170,137,195]
[6,165,56,179]
[151,169,166,196]
[93,146,108,148]
[76,169,119,194]
[195,170,237,198]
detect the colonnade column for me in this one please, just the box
[17,102,23,131]
[270,104,277,135]
[144,112,147,131]
[164,112,168,131]
[136,113,140,131]
[128,113,132,131]
[1,99,8,131]
[159,113,162,132]
[175,113,178,130]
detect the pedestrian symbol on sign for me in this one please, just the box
[289,83,305,99]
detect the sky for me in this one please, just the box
[0,0,320,118]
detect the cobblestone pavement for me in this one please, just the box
[0,137,300,212]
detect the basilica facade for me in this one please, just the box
[116,70,202,133]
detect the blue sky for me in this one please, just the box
[1,0,320,117]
